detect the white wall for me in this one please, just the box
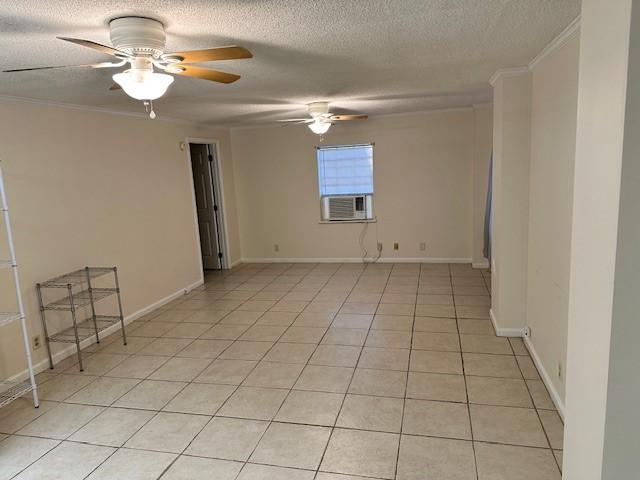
[231,109,492,262]
[490,70,531,334]
[563,0,633,477]
[526,30,580,408]
[0,99,239,380]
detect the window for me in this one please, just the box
[317,144,374,221]
[317,144,374,196]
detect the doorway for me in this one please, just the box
[189,142,227,270]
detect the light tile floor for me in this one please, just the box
[1,263,564,479]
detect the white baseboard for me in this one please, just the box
[472,260,490,269]
[489,308,526,337]
[240,257,472,264]
[523,335,566,419]
[489,308,566,418]
[8,278,204,383]
[229,258,243,269]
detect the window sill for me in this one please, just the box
[318,218,377,224]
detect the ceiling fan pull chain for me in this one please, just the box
[143,100,157,119]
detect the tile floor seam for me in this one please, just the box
[395,263,418,480]
[449,263,481,480]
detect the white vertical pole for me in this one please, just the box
[0,162,39,407]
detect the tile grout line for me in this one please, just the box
[452,264,480,480]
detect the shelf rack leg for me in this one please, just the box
[113,267,127,346]
[1,162,39,407]
[36,284,53,371]
[85,267,100,344]
[67,284,84,371]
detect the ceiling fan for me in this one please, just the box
[280,102,368,135]
[4,16,252,118]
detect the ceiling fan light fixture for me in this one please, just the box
[112,69,174,100]
[308,120,331,135]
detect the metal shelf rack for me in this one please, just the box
[37,266,127,372]
[0,162,39,409]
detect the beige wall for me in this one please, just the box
[0,99,239,380]
[564,0,633,477]
[231,109,491,262]
[490,71,532,334]
[526,31,580,407]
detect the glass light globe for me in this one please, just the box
[308,120,331,135]
[112,69,174,100]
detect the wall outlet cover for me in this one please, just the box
[274,244,280,252]
[393,242,399,250]
[419,242,426,251]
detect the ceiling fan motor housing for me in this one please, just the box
[308,101,330,118]
[109,17,166,58]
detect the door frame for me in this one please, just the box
[185,137,231,270]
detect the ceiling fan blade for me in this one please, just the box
[329,114,369,121]
[4,61,123,73]
[57,37,131,58]
[163,46,252,64]
[109,83,122,91]
[174,65,240,84]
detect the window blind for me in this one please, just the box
[317,144,374,196]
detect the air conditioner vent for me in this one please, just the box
[328,197,356,218]
[322,195,371,221]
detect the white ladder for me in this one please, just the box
[0,162,39,408]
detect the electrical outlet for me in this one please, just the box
[557,362,563,379]
[377,242,383,252]
[32,335,41,350]
[419,242,426,251]
[393,242,399,251]
[274,244,279,252]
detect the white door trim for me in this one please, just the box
[184,137,231,269]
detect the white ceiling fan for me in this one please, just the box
[4,16,253,118]
[280,102,368,135]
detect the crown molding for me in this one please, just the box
[488,67,531,86]
[529,15,581,70]
[0,94,210,128]
[488,15,581,87]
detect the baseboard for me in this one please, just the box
[489,308,526,337]
[229,258,243,269]
[240,257,473,264]
[8,278,204,383]
[523,335,566,419]
[472,260,490,269]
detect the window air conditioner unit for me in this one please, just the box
[322,195,372,221]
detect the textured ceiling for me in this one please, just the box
[0,1,580,125]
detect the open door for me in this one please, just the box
[190,143,224,270]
